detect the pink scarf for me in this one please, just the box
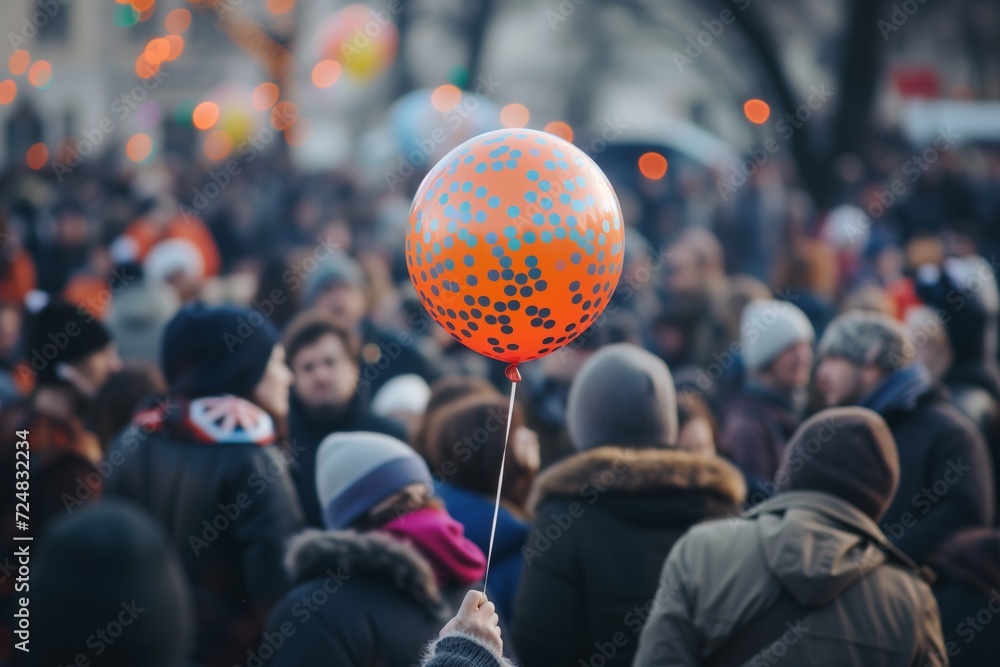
[382,507,487,588]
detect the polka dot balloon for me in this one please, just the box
[406,129,624,376]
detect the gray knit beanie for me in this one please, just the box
[740,299,815,372]
[316,431,433,529]
[818,311,913,373]
[566,343,678,450]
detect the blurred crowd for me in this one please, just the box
[1,112,1000,666]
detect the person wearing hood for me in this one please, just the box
[511,344,746,667]
[425,394,539,622]
[30,501,192,667]
[303,251,437,396]
[264,431,493,667]
[928,528,1000,667]
[282,308,407,527]
[106,260,180,363]
[104,303,304,666]
[721,299,815,492]
[915,254,1000,519]
[815,311,995,562]
[633,407,947,666]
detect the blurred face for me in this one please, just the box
[815,355,882,407]
[67,343,122,396]
[678,417,716,457]
[56,212,89,247]
[0,307,21,360]
[763,341,814,392]
[252,346,294,418]
[290,333,359,410]
[665,249,701,295]
[314,284,367,328]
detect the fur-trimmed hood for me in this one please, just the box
[529,445,746,512]
[285,528,446,615]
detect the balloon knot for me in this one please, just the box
[504,363,522,383]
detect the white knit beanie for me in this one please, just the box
[740,299,815,372]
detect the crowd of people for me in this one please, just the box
[1,123,1000,667]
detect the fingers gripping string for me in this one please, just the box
[483,365,519,593]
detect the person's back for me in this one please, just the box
[104,303,304,665]
[633,408,946,667]
[929,529,1000,667]
[511,345,745,667]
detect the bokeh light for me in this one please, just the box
[500,103,529,128]
[135,53,158,78]
[9,50,30,76]
[431,85,462,113]
[743,98,770,124]
[0,80,16,105]
[114,4,139,28]
[136,102,161,130]
[311,60,341,89]
[26,143,47,170]
[252,82,279,111]
[543,121,573,142]
[164,35,184,61]
[192,101,220,130]
[126,133,153,162]
[447,65,469,88]
[165,8,191,34]
[266,0,296,15]
[28,61,52,88]
[204,130,233,161]
[174,100,196,125]
[638,152,668,180]
[270,101,299,131]
[131,0,155,12]
[145,38,170,65]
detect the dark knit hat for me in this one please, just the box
[32,501,192,667]
[776,407,900,521]
[161,302,279,399]
[566,343,678,450]
[28,302,113,383]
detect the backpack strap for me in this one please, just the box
[702,587,809,667]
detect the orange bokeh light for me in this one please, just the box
[0,80,16,105]
[9,50,30,76]
[743,98,770,124]
[638,152,668,180]
[500,103,529,129]
[204,130,233,161]
[266,0,296,15]
[145,38,171,65]
[27,60,52,88]
[126,134,153,162]
[431,85,462,113]
[164,35,184,61]
[135,53,158,78]
[252,82,279,111]
[543,121,573,142]
[131,0,155,12]
[192,102,220,130]
[270,101,299,131]
[311,60,341,89]
[26,143,47,170]
[165,8,191,34]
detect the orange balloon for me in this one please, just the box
[406,129,624,368]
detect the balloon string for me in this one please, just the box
[483,380,517,595]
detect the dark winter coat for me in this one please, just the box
[264,529,476,667]
[420,634,515,667]
[928,529,1000,667]
[511,446,745,667]
[287,391,406,527]
[632,492,947,666]
[104,396,304,667]
[864,381,995,563]
[720,383,801,491]
[437,483,528,622]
